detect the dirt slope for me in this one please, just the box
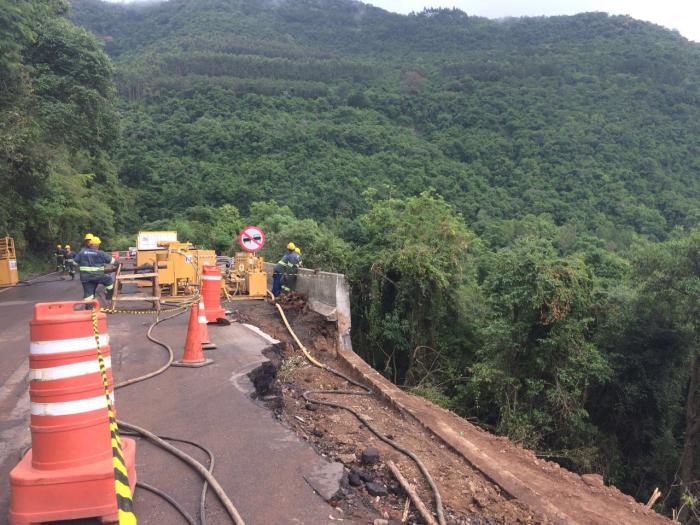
[233,297,671,525]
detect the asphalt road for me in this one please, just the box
[0,273,350,525]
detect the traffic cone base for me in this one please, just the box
[172,357,213,368]
[9,438,136,525]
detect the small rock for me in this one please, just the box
[348,472,363,487]
[312,429,324,437]
[304,461,345,501]
[366,482,388,496]
[473,493,490,508]
[362,447,380,465]
[305,403,318,411]
[388,481,403,495]
[373,520,388,525]
[358,470,373,482]
[582,474,604,488]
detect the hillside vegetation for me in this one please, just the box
[4,0,700,517]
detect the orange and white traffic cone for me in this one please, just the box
[199,301,216,350]
[9,301,137,524]
[201,265,226,323]
[173,302,213,368]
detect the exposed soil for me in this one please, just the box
[232,296,541,525]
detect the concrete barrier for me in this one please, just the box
[263,263,352,356]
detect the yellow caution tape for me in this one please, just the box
[91,308,138,525]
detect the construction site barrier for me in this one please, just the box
[9,301,137,524]
[201,264,225,323]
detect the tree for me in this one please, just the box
[633,230,700,516]
[465,236,610,467]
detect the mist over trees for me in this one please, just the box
[3,0,700,517]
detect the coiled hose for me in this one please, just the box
[270,294,447,525]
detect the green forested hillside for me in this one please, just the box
[1,0,123,262]
[69,0,700,244]
[5,0,700,517]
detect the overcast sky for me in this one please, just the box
[366,0,699,41]
[101,0,699,42]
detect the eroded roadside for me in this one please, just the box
[236,298,541,525]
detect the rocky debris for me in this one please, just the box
[314,334,331,352]
[247,361,277,397]
[304,461,346,501]
[278,291,309,311]
[366,482,389,497]
[349,471,363,487]
[358,469,373,482]
[362,447,380,465]
[337,453,356,464]
[581,473,605,488]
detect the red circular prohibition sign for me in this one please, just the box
[239,226,266,253]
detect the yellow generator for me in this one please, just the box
[0,236,18,286]
[135,231,216,299]
[225,252,267,299]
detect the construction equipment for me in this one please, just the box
[111,266,161,312]
[0,236,18,286]
[223,252,268,300]
[135,231,216,300]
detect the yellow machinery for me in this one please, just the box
[224,252,267,299]
[135,231,216,299]
[0,236,18,286]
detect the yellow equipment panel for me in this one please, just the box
[225,252,267,298]
[136,238,216,298]
[0,237,18,286]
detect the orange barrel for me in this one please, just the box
[201,264,225,323]
[28,301,113,470]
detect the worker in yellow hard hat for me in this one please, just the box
[55,244,65,272]
[272,242,302,296]
[63,244,76,280]
[74,235,118,305]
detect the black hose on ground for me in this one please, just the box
[121,430,215,525]
[271,296,447,525]
[136,481,198,525]
[118,420,245,525]
[113,300,244,525]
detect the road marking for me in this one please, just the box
[0,388,30,468]
[0,361,29,408]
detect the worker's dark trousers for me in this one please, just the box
[81,273,114,301]
[272,272,283,296]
